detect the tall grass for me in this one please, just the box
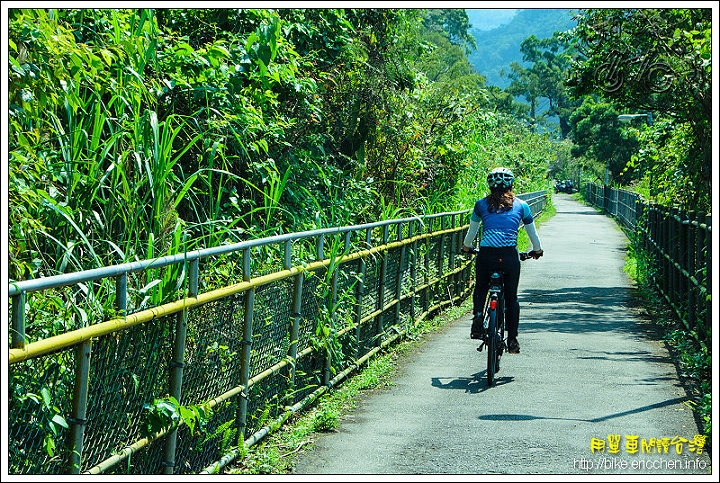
[8,8,560,320]
[236,164,294,237]
[449,111,561,213]
[9,9,237,313]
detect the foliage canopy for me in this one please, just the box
[7,7,711,283]
[8,8,557,281]
[562,8,711,212]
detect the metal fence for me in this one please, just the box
[584,184,711,346]
[7,192,550,475]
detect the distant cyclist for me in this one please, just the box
[461,167,543,354]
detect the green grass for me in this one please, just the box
[518,198,555,252]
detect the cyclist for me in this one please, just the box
[461,167,543,354]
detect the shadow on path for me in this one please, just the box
[431,373,515,393]
[476,397,688,424]
[518,285,665,341]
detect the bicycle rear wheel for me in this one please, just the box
[486,308,497,386]
[495,295,505,371]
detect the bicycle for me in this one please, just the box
[466,248,537,386]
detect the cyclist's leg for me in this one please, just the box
[472,251,492,338]
[503,250,521,351]
[495,294,504,371]
[473,254,491,316]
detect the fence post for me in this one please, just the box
[327,242,340,385]
[116,273,127,315]
[603,184,609,214]
[163,258,197,474]
[409,220,418,324]
[353,229,372,358]
[703,214,711,340]
[450,214,458,299]
[423,221,431,315]
[237,248,254,444]
[11,292,25,350]
[375,224,390,347]
[660,206,668,297]
[633,194,641,233]
[671,208,681,323]
[613,188,619,217]
[394,222,406,330]
[653,204,661,285]
[637,197,648,254]
[317,233,325,261]
[284,239,302,386]
[680,211,690,323]
[686,211,696,338]
[436,216,446,302]
[288,270,304,386]
[68,340,91,474]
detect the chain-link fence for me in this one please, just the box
[584,184,711,346]
[8,193,548,475]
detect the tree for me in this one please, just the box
[563,8,711,211]
[362,8,486,211]
[568,98,638,184]
[422,9,477,54]
[504,34,579,139]
[520,35,579,139]
[504,60,541,126]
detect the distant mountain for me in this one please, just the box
[466,8,518,31]
[467,8,578,89]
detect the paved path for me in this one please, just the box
[290,194,712,477]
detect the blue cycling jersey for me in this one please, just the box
[470,197,534,247]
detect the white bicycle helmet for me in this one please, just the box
[487,167,515,190]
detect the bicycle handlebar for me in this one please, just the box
[519,251,538,261]
[462,247,542,260]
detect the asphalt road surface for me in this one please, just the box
[290,194,712,477]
